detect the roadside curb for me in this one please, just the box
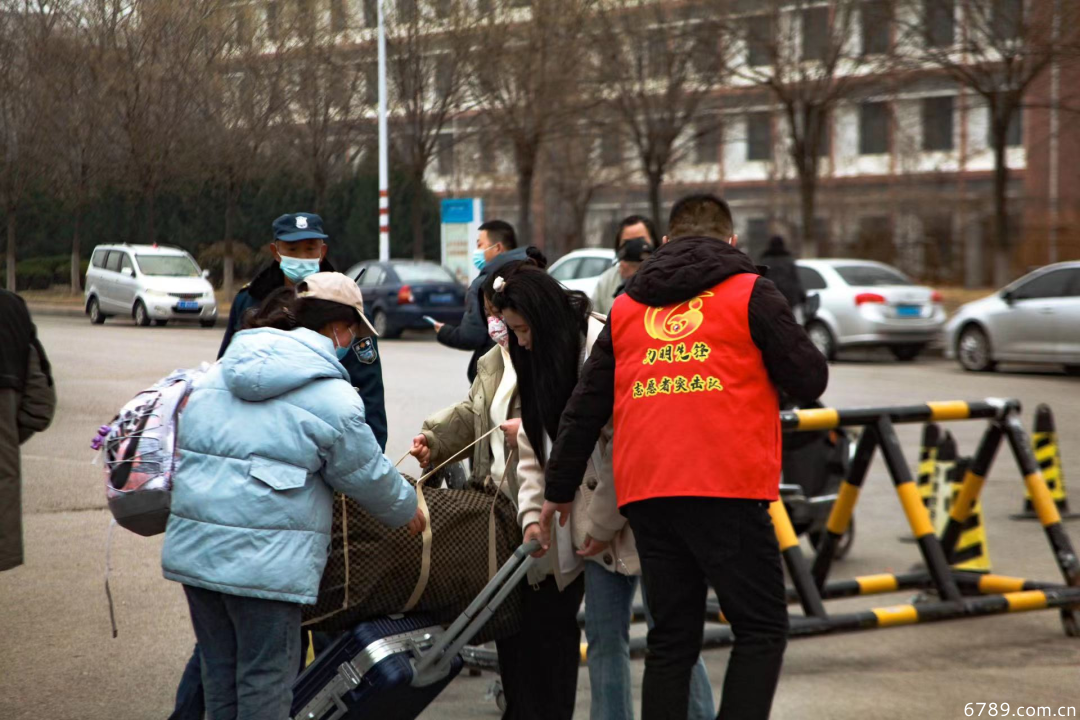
[27,303,86,319]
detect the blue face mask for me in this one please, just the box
[333,327,355,361]
[335,345,350,361]
[472,248,487,271]
[279,256,320,283]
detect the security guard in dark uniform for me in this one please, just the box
[216,213,387,450]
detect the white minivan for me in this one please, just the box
[85,244,218,327]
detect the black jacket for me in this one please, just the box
[216,259,388,451]
[437,247,530,383]
[761,248,806,309]
[544,236,829,504]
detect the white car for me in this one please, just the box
[944,261,1080,374]
[85,244,218,327]
[796,259,946,361]
[548,248,617,297]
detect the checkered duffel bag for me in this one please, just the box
[302,477,524,645]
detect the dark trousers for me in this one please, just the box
[182,585,302,720]
[168,646,205,720]
[623,498,788,720]
[496,573,585,720]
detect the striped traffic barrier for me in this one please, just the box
[1012,404,1078,521]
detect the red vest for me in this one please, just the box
[609,273,781,506]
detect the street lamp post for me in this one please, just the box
[377,0,390,262]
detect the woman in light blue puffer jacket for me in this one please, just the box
[161,274,423,720]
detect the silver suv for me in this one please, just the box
[85,244,218,327]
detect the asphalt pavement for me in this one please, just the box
[1,315,1079,720]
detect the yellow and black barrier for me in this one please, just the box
[788,399,1079,640]
[1012,404,1078,522]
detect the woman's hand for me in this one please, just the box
[410,434,431,466]
[406,507,427,536]
[523,523,547,558]
[577,534,609,558]
[500,419,522,450]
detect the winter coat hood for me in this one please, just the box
[221,327,348,402]
[625,236,760,308]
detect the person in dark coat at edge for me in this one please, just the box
[0,290,56,573]
[759,235,806,321]
[432,219,530,383]
[538,195,828,720]
[169,212,388,720]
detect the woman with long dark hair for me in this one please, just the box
[492,266,714,720]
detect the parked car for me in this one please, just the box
[345,260,466,339]
[85,244,217,327]
[944,261,1080,374]
[548,248,617,297]
[795,259,946,361]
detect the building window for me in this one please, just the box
[397,0,417,21]
[746,15,774,67]
[923,0,955,48]
[861,1,890,55]
[437,134,454,176]
[922,96,954,151]
[331,0,348,32]
[814,112,831,157]
[265,1,279,40]
[694,32,720,77]
[648,30,667,79]
[434,0,452,19]
[802,7,829,62]
[436,61,453,101]
[364,0,377,26]
[365,62,378,105]
[992,0,1022,41]
[988,101,1023,148]
[747,112,772,161]
[477,0,492,13]
[695,120,720,165]
[746,218,770,258]
[600,132,622,168]
[859,101,889,155]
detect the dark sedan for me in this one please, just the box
[345,260,467,339]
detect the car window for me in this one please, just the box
[361,267,385,286]
[1013,269,1074,300]
[834,264,911,286]
[550,258,581,282]
[91,249,108,268]
[105,251,122,272]
[135,254,200,277]
[577,257,613,279]
[120,254,134,274]
[797,266,828,290]
[394,263,455,284]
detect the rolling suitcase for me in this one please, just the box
[291,540,539,720]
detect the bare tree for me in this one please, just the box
[0,0,58,290]
[387,0,476,259]
[103,0,220,244]
[197,2,291,296]
[722,0,882,257]
[894,0,1080,284]
[590,0,730,231]
[287,4,370,214]
[467,0,592,246]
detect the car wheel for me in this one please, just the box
[957,325,995,372]
[889,344,925,362]
[200,318,217,328]
[154,320,168,327]
[88,297,106,325]
[806,321,837,361]
[134,300,151,327]
[373,310,400,339]
[1065,365,1080,377]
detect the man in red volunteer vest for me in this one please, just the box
[540,195,828,720]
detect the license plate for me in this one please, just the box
[896,304,921,317]
[429,293,454,305]
[177,301,199,310]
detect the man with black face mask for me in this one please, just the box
[591,215,659,316]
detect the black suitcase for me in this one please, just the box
[291,540,538,720]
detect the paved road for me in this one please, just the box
[2,315,1079,720]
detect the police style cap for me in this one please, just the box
[296,272,379,339]
[273,212,329,242]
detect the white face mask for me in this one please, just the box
[487,316,509,348]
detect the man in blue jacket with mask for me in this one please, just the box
[169,212,388,720]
